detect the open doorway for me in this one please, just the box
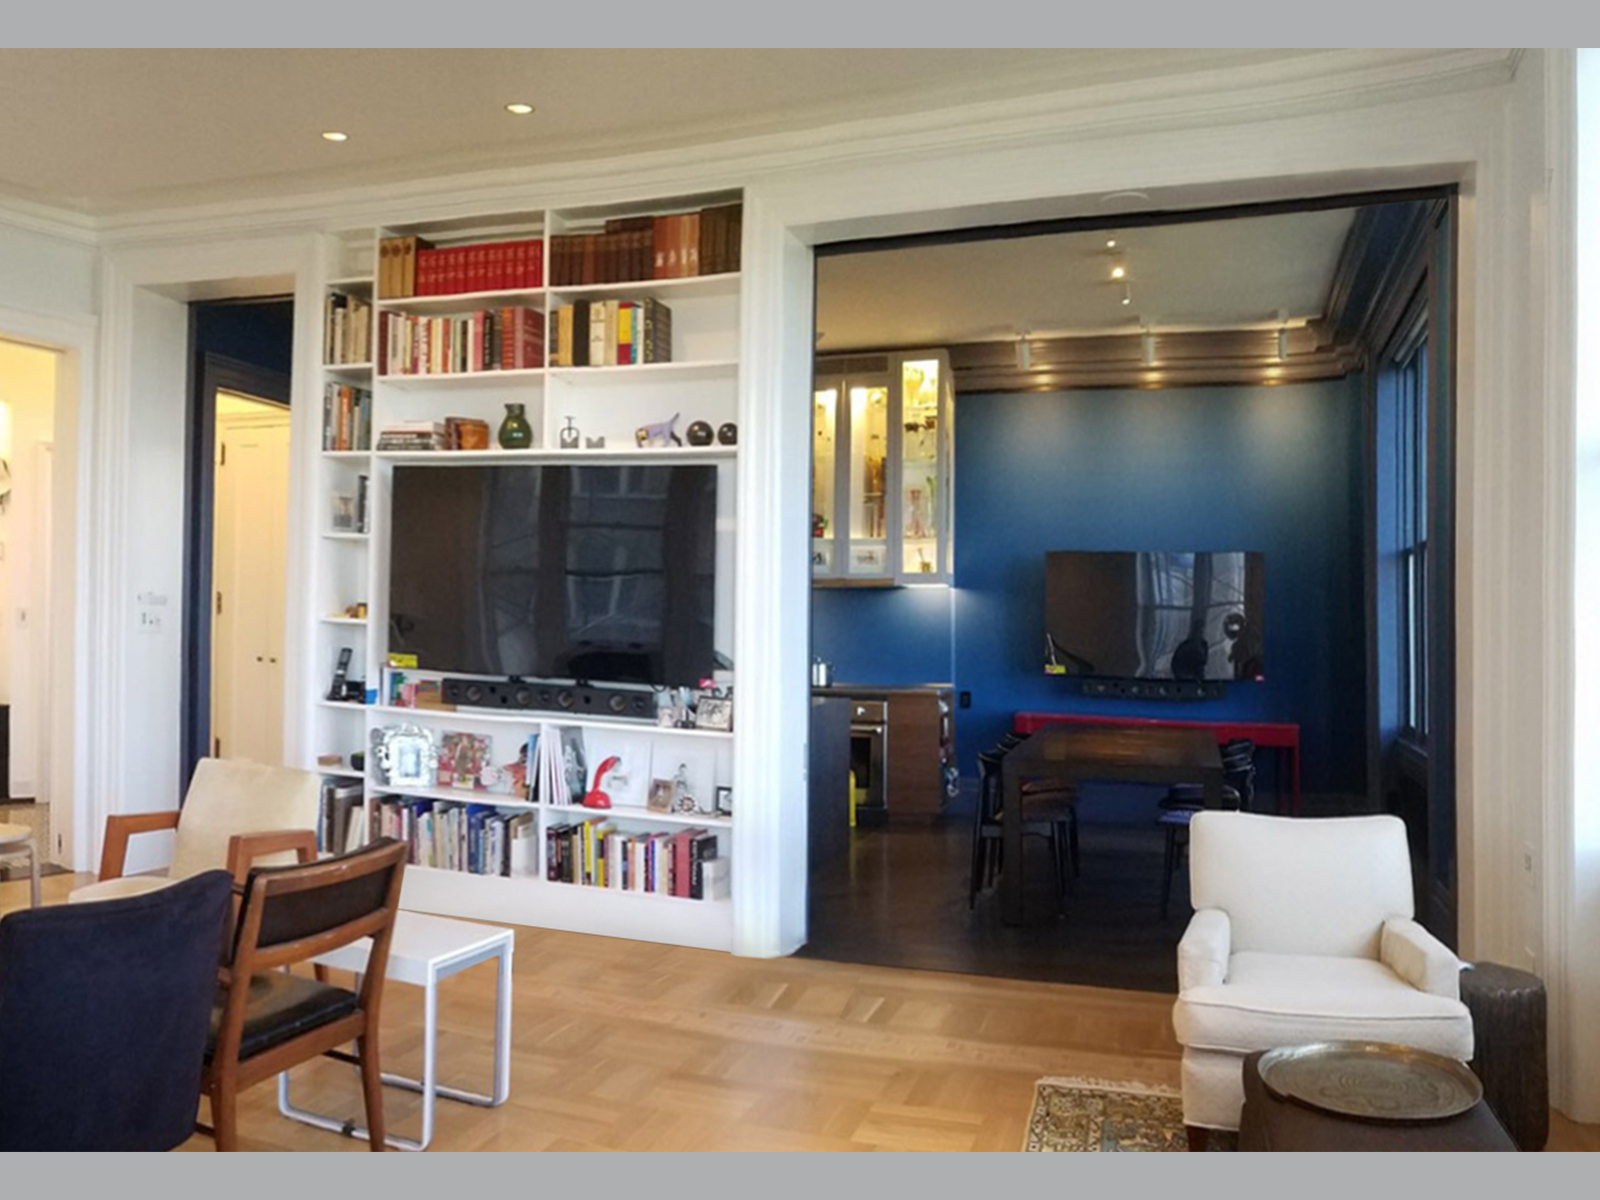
[802,192,1457,992]
[181,299,294,780]
[0,338,60,874]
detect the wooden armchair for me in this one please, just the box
[200,837,408,1151]
[70,759,321,905]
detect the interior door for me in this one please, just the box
[211,403,291,764]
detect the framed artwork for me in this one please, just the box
[373,725,436,789]
[694,696,733,732]
[647,778,676,813]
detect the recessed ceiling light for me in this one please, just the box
[321,131,348,142]
[1121,295,1133,306]
[1110,265,1126,280]
[1105,238,1118,249]
[505,103,535,115]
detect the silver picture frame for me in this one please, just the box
[372,724,436,789]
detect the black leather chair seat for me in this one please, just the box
[207,973,357,1062]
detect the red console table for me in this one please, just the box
[1012,712,1301,814]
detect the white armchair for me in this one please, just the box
[69,759,321,904]
[1172,812,1472,1137]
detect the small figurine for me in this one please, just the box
[585,436,606,449]
[559,416,581,450]
[583,755,620,809]
[636,413,683,448]
[686,420,714,446]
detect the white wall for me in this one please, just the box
[0,220,96,321]
[0,339,56,800]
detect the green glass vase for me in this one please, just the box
[498,402,533,449]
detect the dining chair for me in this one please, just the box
[1158,740,1255,920]
[969,749,1076,913]
[0,870,235,1151]
[200,837,407,1151]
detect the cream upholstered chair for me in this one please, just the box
[1172,812,1472,1141]
[69,759,321,905]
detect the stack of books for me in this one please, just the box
[317,779,365,855]
[324,291,372,364]
[549,203,740,286]
[379,306,545,376]
[322,383,372,451]
[546,818,724,899]
[548,298,671,367]
[369,796,537,877]
[376,420,447,452]
[377,235,545,299]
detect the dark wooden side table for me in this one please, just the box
[1459,963,1549,1151]
[1237,1050,1517,1151]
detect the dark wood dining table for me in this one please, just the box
[1000,725,1225,925]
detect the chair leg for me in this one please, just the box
[1046,830,1065,916]
[210,1082,239,1152]
[1186,1124,1209,1152]
[969,823,985,910]
[1161,825,1176,922]
[1068,811,1080,878]
[358,1033,387,1151]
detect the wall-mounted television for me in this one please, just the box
[1044,551,1265,682]
[388,463,717,688]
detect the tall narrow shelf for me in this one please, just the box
[304,192,744,952]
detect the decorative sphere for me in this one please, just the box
[716,421,738,446]
[686,420,714,446]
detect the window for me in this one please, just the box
[1392,326,1430,741]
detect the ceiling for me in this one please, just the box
[814,207,1360,350]
[0,49,1328,215]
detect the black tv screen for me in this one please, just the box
[1044,551,1265,681]
[389,464,717,687]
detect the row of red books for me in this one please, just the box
[377,306,545,377]
[549,203,741,286]
[378,235,544,299]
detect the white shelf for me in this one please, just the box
[321,450,372,462]
[549,272,740,303]
[376,287,546,315]
[368,781,538,811]
[365,703,733,739]
[377,367,544,390]
[548,359,737,385]
[541,804,731,829]
[319,616,368,626]
[322,530,369,541]
[329,276,375,291]
[315,766,364,780]
[324,361,373,374]
[318,700,370,712]
[374,446,735,465]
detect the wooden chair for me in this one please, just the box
[969,750,1078,913]
[200,837,407,1151]
[1158,740,1255,920]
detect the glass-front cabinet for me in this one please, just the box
[812,349,953,586]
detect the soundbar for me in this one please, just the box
[440,677,656,720]
[1078,678,1226,701]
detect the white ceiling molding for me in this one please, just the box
[80,48,1517,250]
[0,195,98,245]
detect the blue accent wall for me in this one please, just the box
[811,377,1368,797]
[193,299,295,380]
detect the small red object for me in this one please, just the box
[582,755,621,809]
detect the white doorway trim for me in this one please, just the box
[0,302,96,871]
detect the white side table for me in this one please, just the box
[277,910,514,1151]
[0,824,41,912]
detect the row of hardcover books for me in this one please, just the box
[549,204,741,286]
[370,795,538,877]
[378,306,545,376]
[546,820,724,900]
[377,235,544,299]
[324,291,373,365]
[318,779,366,855]
[548,298,672,367]
[321,383,373,452]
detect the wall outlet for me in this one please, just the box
[959,690,972,709]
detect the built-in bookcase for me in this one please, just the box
[307,191,742,951]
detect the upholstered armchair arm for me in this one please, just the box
[226,830,319,888]
[1381,917,1464,1001]
[97,811,181,881]
[1178,908,1232,992]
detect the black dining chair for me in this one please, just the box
[0,869,236,1151]
[969,749,1078,914]
[1157,740,1256,920]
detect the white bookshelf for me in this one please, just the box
[308,192,742,951]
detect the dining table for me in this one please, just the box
[999,725,1226,925]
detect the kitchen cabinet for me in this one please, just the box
[812,349,953,585]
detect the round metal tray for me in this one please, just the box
[1257,1041,1483,1122]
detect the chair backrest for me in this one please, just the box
[214,839,407,1066]
[0,870,234,1151]
[1189,812,1415,959]
[171,758,321,881]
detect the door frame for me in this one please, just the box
[181,348,289,789]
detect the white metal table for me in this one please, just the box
[277,910,514,1151]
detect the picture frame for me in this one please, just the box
[647,778,676,813]
[715,786,733,816]
[372,724,436,789]
[694,695,733,732]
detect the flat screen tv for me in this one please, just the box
[388,463,717,688]
[1044,551,1265,682]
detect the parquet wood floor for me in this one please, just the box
[3,871,1594,1151]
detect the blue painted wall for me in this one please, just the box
[193,299,295,379]
[811,377,1369,797]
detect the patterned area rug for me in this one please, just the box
[1024,1077,1190,1152]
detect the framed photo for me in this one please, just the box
[694,696,733,732]
[715,786,733,816]
[373,725,436,789]
[331,491,359,532]
[647,778,676,813]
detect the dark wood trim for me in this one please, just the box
[815,185,1459,260]
[181,346,291,792]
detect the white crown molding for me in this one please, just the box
[0,194,97,245]
[89,48,1519,249]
